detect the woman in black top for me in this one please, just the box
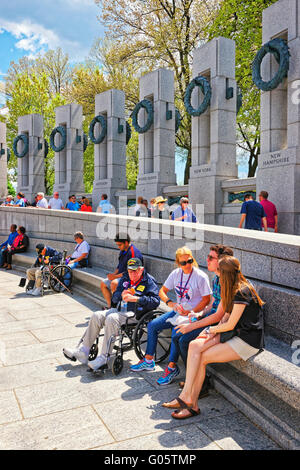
[1,226,29,270]
[163,255,264,419]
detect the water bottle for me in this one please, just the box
[120,301,127,313]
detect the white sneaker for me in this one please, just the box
[26,289,35,295]
[88,354,107,371]
[31,287,42,296]
[63,345,88,364]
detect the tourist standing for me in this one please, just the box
[171,197,197,223]
[36,192,48,209]
[66,195,80,211]
[48,192,64,210]
[259,191,278,233]
[239,194,267,231]
[152,196,171,220]
[80,198,93,212]
[98,194,112,214]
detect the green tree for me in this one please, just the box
[6,71,66,194]
[207,0,278,177]
[94,0,219,183]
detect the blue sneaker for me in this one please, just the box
[130,358,155,372]
[156,365,180,385]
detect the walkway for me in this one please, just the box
[0,270,280,450]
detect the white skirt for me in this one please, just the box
[226,336,260,361]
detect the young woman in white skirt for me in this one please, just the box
[163,255,265,420]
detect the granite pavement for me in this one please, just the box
[0,269,280,450]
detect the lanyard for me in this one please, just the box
[178,268,193,303]
[130,275,143,290]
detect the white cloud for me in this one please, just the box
[0,17,79,57]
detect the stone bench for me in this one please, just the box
[4,248,300,449]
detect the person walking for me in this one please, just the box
[239,194,268,231]
[258,191,278,233]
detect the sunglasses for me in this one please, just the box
[207,254,218,261]
[179,259,194,266]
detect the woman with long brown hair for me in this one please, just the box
[163,255,265,419]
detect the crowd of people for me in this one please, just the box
[1,190,278,231]
[62,234,265,421]
[0,206,266,420]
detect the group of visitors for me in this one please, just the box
[239,191,278,232]
[0,224,29,270]
[63,234,265,421]
[135,195,197,222]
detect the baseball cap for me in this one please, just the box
[127,258,143,270]
[35,243,45,254]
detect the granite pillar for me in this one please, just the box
[135,68,176,202]
[92,89,127,211]
[53,104,85,205]
[188,37,238,225]
[257,0,300,235]
[0,123,7,198]
[17,114,45,203]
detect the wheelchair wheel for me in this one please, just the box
[133,310,171,364]
[112,355,123,376]
[88,343,98,362]
[49,265,73,293]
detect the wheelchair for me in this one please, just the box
[86,308,172,376]
[21,250,73,296]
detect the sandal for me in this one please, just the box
[171,397,200,420]
[162,397,182,409]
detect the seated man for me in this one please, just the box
[63,258,160,371]
[0,224,18,267]
[100,232,143,308]
[26,243,63,296]
[1,195,14,206]
[66,232,90,269]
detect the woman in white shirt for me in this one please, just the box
[130,246,211,385]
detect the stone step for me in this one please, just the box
[209,362,300,450]
[10,250,300,449]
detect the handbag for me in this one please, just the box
[220,330,236,343]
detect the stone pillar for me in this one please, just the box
[188,37,238,225]
[17,114,45,203]
[53,103,85,205]
[135,68,176,202]
[92,89,127,211]
[257,0,300,235]
[0,123,7,198]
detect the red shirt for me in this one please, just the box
[260,200,277,228]
[80,204,92,212]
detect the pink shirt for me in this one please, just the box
[260,200,278,228]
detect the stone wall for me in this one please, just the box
[0,207,299,343]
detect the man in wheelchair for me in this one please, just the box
[25,244,63,296]
[63,257,160,371]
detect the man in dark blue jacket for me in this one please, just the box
[0,224,18,267]
[26,243,62,296]
[63,258,160,371]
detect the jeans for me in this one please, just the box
[146,310,180,363]
[0,247,5,266]
[171,327,205,366]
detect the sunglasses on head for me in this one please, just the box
[179,258,194,266]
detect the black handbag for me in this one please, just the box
[220,330,236,343]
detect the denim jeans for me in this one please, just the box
[0,248,5,266]
[146,310,180,363]
[171,327,205,366]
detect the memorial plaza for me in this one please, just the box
[0,0,299,453]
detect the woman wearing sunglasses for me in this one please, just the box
[163,256,265,419]
[130,246,212,385]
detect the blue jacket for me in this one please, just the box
[0,231,18,249]
[112,270,160,320]
[34,246,62,267]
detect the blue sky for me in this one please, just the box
[0,0,103,99]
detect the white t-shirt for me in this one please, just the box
[37,198,48,209]
[49,198,64,210]
[164,267,212,311]
[71,240,90,259]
